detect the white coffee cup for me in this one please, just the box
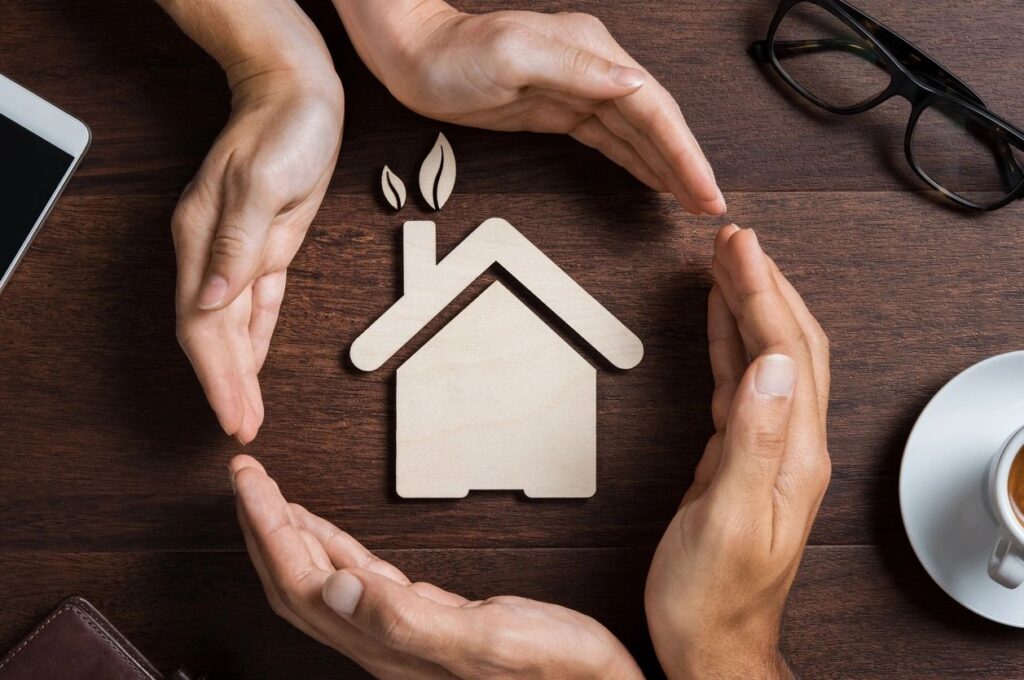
[987,424,1024,588]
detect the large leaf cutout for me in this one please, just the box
[380,165,406,211]
[418,133,456,210]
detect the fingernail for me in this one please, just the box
[711,191,727,215]
[610,65,645,89]
[197,275,228,310]
[323,571,363,617]
[229,469,237,494]
[747,229,761,251]
[755,354,795,396]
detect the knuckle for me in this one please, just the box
[488,20,528,56]
[752,424,787,451]
[373,603,415,649]
[211,224,252,262]
[569,12,606,33]
[229,159,274,193]
[567,48,597,79]
[170,201,203,243]
[483,22,533,81]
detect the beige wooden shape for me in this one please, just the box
[396,282,596,498]
[351,217,642,499]
[380,165,406,210]
[418,132,455,210]
[350,218,643,371]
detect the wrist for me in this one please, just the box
[649,612,791,680]
[159,0,339,98]
[662,642,793,680]
[331,0,457,83]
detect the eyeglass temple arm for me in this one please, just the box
[751,37,886,67]
[838,4,984,105]
[832,7,1024,191]
[751,34,1024,191]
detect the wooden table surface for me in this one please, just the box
[2,1,1024,677]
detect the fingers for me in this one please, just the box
[515,11,724,214]
[230,455,334,646]
[614,85,725,215]
[250,270,287,371]
[172,174,269,444]
[177,290,264,443]
[570,116,668,191]
[198,185,280,311]
[232,456,332,606]
[714,354,797,507]
[711,226,832,528]
[596,105,702,215]
[513,30,646,100]
[708,284,747,433]
[687,284,748,503]
[767,259,831,423]
[288,504,469,608]
[712,226,825,432]
[712,228,812,375]
[322,568,476,666]
[289,503,412,585]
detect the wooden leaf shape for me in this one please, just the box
[418,133,456,210]
[381,165,406,210]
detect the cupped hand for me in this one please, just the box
[645,226,831,679]
[230,455,643,679]
[338,1,724,215]
[172,72,343,443]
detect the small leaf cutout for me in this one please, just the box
[418,133,456,210]
[381,165,406,211]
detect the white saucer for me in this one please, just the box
[901,350,1024,626]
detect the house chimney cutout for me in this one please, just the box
[354,134,643,499]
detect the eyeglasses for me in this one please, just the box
[751,0,1024,211]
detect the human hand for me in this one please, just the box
[334,0,724,215]
[644,225,831,679]
[162,0,344,442]
[230,454,643,679]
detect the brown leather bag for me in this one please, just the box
[0,597,202,680]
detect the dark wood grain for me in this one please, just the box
[1,0,1024,677]
[1,1,1022,196]
[0,547,1020,679]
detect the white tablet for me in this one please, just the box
[0,74,90,294]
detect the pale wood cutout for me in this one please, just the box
[418,133,456,210]
[351,218,643,499]
[380,165,406,210]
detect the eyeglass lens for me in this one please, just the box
[911,102,1024,208]
[772,1,891,109]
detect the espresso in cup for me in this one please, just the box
[1009,446,1024,527]
[988,428,1024,588]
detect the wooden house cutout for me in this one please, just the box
[351,218,643,498]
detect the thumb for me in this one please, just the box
[323,568,477,662]
[196,189,278,311]
[515,32,646,99]
[714,354,797,503]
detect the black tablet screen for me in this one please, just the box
[0,112,74,279]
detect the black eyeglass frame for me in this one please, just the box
[751,0,1024,211]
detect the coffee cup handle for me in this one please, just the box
[989,532,1024,588]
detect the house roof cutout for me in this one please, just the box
[350,218,643,372]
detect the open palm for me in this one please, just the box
[173,79,342,442]
[341,5,724,215]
